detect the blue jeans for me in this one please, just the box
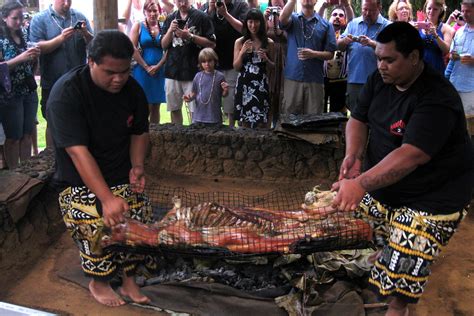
[0,92,38,140]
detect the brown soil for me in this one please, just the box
[1,174,473,315]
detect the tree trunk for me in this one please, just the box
[93,0,118,31]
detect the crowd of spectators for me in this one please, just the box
[0,1,472,314]
[0,0,473,169]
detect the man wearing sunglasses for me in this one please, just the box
[318,0,354,113]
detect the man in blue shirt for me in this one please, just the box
[279,0,337,115]
[29,0,93,148]
[446,0,474,117]
[337,0,389,110]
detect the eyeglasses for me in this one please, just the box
[397,7,410,11]
[331,12,345,18]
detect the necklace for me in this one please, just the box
[50,12,72,31]
[198,70,216,105]
[300,16,316,40]
[145,19,159,46]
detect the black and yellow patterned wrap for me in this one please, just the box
[357,193,467,303]
[58,184,157,281]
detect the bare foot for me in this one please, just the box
[120,275,151,304]
[386,306,409,316]
[386,297,409,316]
[89,280,126,307]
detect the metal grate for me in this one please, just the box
[147,184,310,215]
[103,185,373,257]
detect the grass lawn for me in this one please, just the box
[35,96,194,149]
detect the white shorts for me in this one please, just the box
[460,91,474,116]
[165,79,194,112]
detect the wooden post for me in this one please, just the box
[93,0,118,32]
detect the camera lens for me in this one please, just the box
[216,0,223,7]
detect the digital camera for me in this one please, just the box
[455,13,464,21]
[176,19,187,29]
[352,36,361,42]
[216,0,224,7]
[268,6,281,15]
[74,21,84,30]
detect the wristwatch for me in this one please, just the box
[189,33,195,42]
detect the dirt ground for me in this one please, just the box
[1,174,473,316]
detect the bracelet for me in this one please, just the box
[189,33,195,41]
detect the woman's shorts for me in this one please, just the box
[0,92,38,140]
[357,193,466,303]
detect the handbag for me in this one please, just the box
[0,62,13,106]
[25,75,37,91]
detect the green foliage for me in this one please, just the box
[36,104,192,150]
[35,85,230,150]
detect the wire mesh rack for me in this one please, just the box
[102,184,373,258]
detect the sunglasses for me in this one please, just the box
[331,12,345,18]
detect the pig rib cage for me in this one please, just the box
[101,185,373,257]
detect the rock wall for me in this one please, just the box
[0,125,345,290]
[0,149,62,280]
[149,124,344,181]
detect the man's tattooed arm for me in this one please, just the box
[356,144,431,192]
[358,166,417,192]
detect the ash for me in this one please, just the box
[139,253,317,293]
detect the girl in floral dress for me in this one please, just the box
[233,9,274,129]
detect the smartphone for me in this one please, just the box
[176,19,187,29]
[73,21,84,30]
[416,10,426,22]
[455,13,464,21]
[415,21,430,30]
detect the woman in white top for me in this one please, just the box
[121,0,174,34]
